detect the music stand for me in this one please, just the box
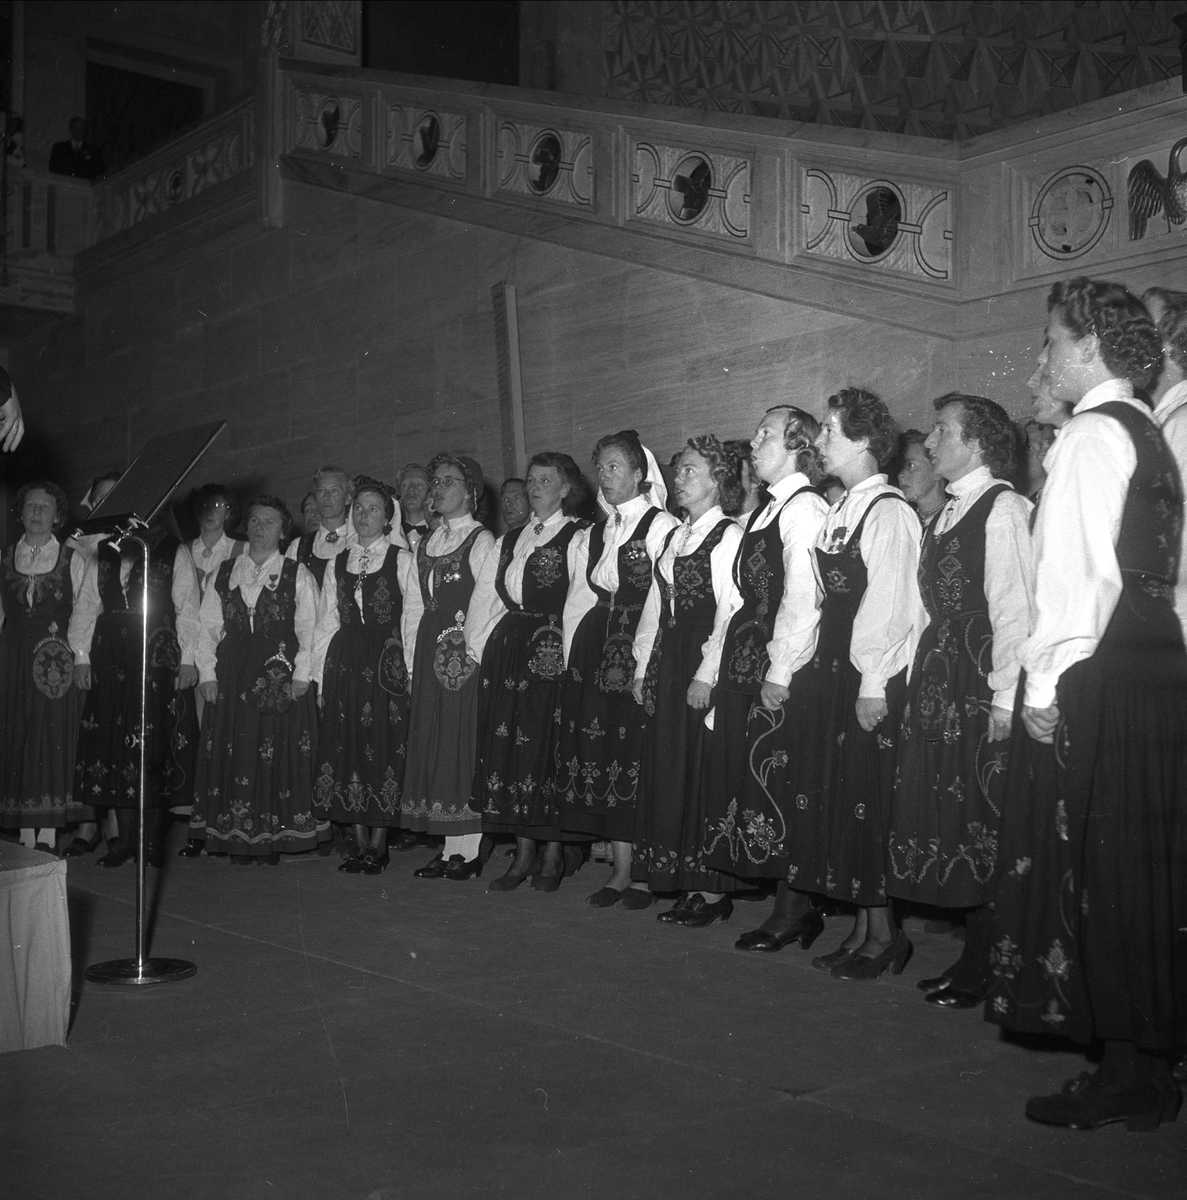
[79,420,226,986]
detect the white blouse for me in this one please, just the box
[930,465,1035,711]
[189,532,246,600]
[195,550,318,684]
[1154,378,1187,643]
[632,506,743,686]
[589,492,680,594]
[1,537,88,645]
[816,474,925,700]
[398,515,496,681]
[70,543,202,668]
[310,539,406,683]
[464,510,583,665]
[732,471,830,688]
[1022,377,1161,709]
[285,516,355,569]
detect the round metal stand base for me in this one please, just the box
[85,958,197,986]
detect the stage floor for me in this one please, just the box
[3,825,1184,1199]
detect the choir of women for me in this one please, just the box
[2,271,1184,1133]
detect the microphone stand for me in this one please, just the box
[84,519,196,986]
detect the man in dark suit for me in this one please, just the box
[48,117,105,180]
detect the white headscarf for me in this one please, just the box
[595,432,668,516]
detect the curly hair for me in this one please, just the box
[246,495,293,540]
[1048,277,1162,396]
[15,480,70,530]
[191,483,240,531]
[1143,286,1187,378]
[683,434,745,515]
[827,387,898,469]
[932,392,1019,480]
[527,451,587,516]
[352,475,396,524]
[763,405,824,481]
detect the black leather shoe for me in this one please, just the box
[917,973,951,993]
[669,895,733,928]
[177,839,204,858]
[338,850,364,874]
[1026,1072,1182,1132]
[97,840,134,868]
[811,944,856,972]
[657,894,692,923]
[924,985,984,1009]
[359,849,390,876]
[413,852,447,879]
[62,834,102,858]
[442,853,482,881]
[735,908,824,952]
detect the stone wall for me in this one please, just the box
[6,176,959,516]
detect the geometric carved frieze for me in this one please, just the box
[497,122,592,207]
[801,168,951,280]
[1028,165,1113,260]
[632,142,750,239]
[94,101,256,238]
[292,88,365,161]
[386,104,466,181]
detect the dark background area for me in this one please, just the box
[363,0,519,85]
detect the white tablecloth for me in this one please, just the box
[0,841,71,1052]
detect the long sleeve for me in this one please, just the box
[463,536,507,666]
[695,521,744,685]
[852,494,925,699]
[1021,409,1135,709]
[195,579,225,684]
[983,490,1036,710]
[68,555,101,663]
[631,572,665,684]
[561,527,596,666]
[766,491,830,687]
[310,565,341,685]
[399,550,423,681]
[292,564,318,683]
[172,545,202,667]
[462,531,498,656]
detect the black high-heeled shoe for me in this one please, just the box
[338,850,364,874]
[442,853,483,881]
[811,943,857,972]
[735,908,824,953]
[657,894,693,923]
[832,931,913,980]
[359,849,390,876]
[177,838,204,858]
[97,839,135,868]
[669,895,733,928]
[414,851,447,879]
[1025,1071,1182,1131]
[490,855,540,892]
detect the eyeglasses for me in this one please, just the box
[432,476,464,489]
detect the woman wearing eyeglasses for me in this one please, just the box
[400,455,496,881]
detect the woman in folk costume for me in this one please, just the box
[1142,287,1187,645]
[400,455,497,881]
[886,394,1034,1007]
[0,482,88,851]
[69,516,202,867]
[286,465,354,591]
[311,478,410,876]
[469,452,589,892]
[781,388,925,980]
[190,496,327,862]
[630,435,744,925]
[986,278,1187,1132]
[700,407,828,950]
[554,430,679,908]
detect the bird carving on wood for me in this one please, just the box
[1127,138,1187,240]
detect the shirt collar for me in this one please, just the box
[848,472,888,497]
[946,463,994,499]
[1074,377,1133,414]
[19,533,59,552]
[529,508,566,532]
[688,504,725,534]
[1153,379,1187,425]
[767,471,810,502]
[237,549,284,577]
[603,492,650,525]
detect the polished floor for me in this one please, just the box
[4,828,1184,1200]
